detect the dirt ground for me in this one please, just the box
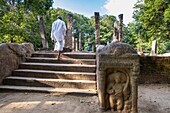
[0,84,170,113]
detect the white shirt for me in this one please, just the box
[51,19,66,41]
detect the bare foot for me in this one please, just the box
[57,57,61,60]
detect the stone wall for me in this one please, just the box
[0,43,34,84]
[139,56,170,84]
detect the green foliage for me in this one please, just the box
[1,0,169,54]
[0,0,53,48]
[0,10,25,43]
[124,0,170,54]
[72,13,95,47]
[123,23,138,48]
[0,0,118,50]
[100,15,116,44]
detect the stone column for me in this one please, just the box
[72,36,75,51]
[75,38,78,51]
[113,21,119,42]
[79,32,82,51]
[94,12,100,51]
[138,33,143,52]
[65,14,73,50]
[151,40,157,56]
[118,14,123,42]
[37,16,49,48]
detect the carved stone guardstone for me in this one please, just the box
[96,41,140,113]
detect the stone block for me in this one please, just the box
[0,43,34,84]
[96,41,140,113]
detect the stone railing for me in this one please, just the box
[0,43,34,84]
[96,42,140,113]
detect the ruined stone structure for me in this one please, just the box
[65,14,73,50]
[94,12,100,51]
[113,14,123,42]
[118,14,123,42]
[0,43,34,84]
[96,41,140,113]
[38,16,49,48]
[79,32,82,50]
[113,21,119,42]
[151,40,157,56]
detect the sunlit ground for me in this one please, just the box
[0,92,98,113]
[0,84,170,113]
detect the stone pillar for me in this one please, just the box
[75,38,78,51]
[73,37,76,51]
[37,16,49,48]
[92,43,95,52]
[96,41,140,113]
[151,40,157,56]
[72,36,75,51]
[113,21,119,42]
[94,12,100,51]
[138,33,143,52]
[65,14,73,50]
[79,32,82,51]
[118,14,123,42]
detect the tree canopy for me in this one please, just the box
[0,0,169,53]
[123,0,170,54]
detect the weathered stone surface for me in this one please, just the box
[65,14,73,50]
[139,56,170,84]
[94,12,100,46]
[96,42,140,113]
[97,41,137,57]
[0,43,34,84]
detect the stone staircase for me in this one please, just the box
[0,52,97,94]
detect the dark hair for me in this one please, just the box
[57,16,62,20]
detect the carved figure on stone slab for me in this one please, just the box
[123,99,132,113]
[106,71,130,112]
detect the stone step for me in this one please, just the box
[0,85,97,94]
[32,52,96,59]
[13,69,96,81]
[26,57,96,65]
[3,77,96,89]
[19,63,96,73]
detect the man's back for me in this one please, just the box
[51,19,66,41]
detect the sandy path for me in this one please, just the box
[0,84,169,113]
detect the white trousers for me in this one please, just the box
[54,40,64,51]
